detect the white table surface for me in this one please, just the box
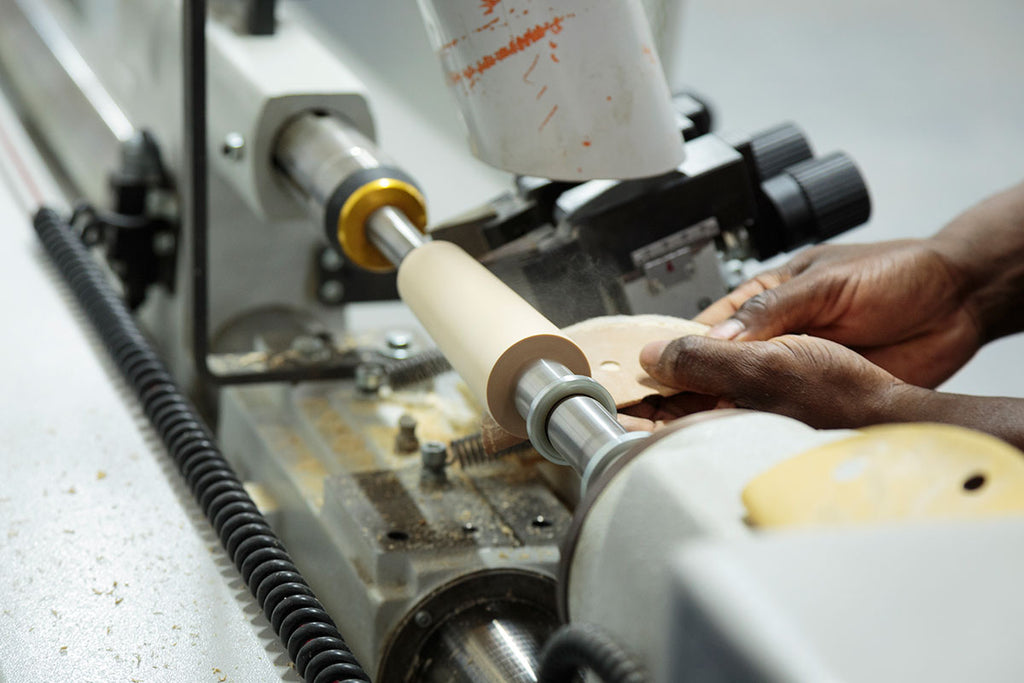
[0,110,292,683]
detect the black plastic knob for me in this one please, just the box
[787,152,871,239]
[755,151,871,258]
[748,123,813,181]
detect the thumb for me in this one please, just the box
[640,335,769,398]
[708,277,825,341]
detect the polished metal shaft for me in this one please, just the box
[418,613,546,683]
[515,359,646,489]
[547,395,629,472]
[514,359,570,419]
[274,111,385,216]
[367,205,430,265]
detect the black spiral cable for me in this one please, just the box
[538,623,648,683]
[33,207,371,683]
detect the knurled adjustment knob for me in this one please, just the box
[748,122,814,181]
[786,152,871,240]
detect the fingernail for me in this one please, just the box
[639,340,669,371]
[708,318,744,340]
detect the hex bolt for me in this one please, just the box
[355,362,386,394]
[395,413,419,454]
[420,441,448,482]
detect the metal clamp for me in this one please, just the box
[526,375,617,466]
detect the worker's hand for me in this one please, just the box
[692,240,983,388]
[617,392,720,432]
[631,333,909,431]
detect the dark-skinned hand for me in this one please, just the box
[624,182,1024,446]
[621,333,907,432]
[690,240,983,389]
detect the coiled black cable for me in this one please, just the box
[538,622,648,683]
[33,207,370,683]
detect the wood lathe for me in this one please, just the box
[7,1,1024,682]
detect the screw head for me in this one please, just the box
[153,231,176,256]
[320,248,343,272]
[222,132,245,161]
[355,362,386,393]
[386,331,412,350]
[318,280,344,304]
[383,330,413,359]
[414,610,432,628]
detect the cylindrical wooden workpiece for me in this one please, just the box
[397,240,590,437]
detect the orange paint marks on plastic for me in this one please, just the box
[539,104,558,131]
[441,37,460,51]
[447,15,572,86]
[481,0,501,15]
[536,85,548,99]
[523,53,540,83]
[550,53,559,63]
[641,44,656,65]
[475,17,500,32]
[549,41,558,49]
[606,95,612,101]
[582,139,591,147]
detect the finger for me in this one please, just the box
[694,272,788,329]
[640,339,672,371]
[621,392,720,423]
[694,278,773,327]
[619,395,660,420]
[717,273,841,342]
[641,333,906,430]
[658,392,721,416]
[639,335,772,396]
